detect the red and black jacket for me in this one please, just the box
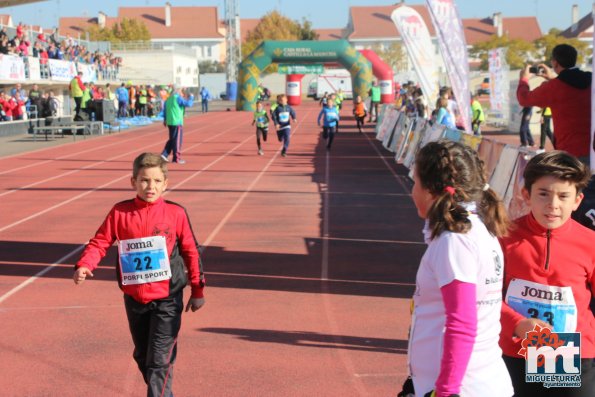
[77,196,205,304]
[499,214,595,357]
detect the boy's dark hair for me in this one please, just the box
[552,44,577,69]
[132,152,168,179]
[523,150,590,193]
[415,140,510,238]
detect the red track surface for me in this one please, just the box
[0,101,425,396]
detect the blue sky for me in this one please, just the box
[3,0,590,33]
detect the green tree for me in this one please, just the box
[469,35,536,70]
[371,42,407,72]
[242,11,317,73]
[199,60,225,74]
[534,28,589,65]
[292,18,318,41]
[86,18,151,43]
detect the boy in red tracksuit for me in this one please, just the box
[499,151,595,396]
[74,152,206,397]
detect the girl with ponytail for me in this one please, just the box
[404,140,513,397]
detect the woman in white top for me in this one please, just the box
[400,140,513,397]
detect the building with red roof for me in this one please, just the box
[59,3,225,62]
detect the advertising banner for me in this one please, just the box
[391,5,439,108]
[28,57,41,81]
[426,0,472,133]
[48,59,77,81]
[0,54,26,81]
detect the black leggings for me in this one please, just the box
[256,127,268,148]
[356,115,365,131]
[323,126,336,149]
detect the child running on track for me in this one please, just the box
[353,95,367,133]
[252,101,269,155]
[401,140,513,397]
[317,97,339,150]
[498,151,595,396]
[271,94,297,157]
[73,152,206,397]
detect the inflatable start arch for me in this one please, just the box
[237,40,373,111]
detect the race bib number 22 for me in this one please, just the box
[118,236,171,285]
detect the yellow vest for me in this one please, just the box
[70,77,83,98]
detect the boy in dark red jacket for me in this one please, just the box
[74,152,205,397]
[499,151,595,396]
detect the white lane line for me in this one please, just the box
[205,271,415,286]
[0,110,243,181]
[0,304,120,312]
[200,110,310,247]
[0,245,84,304]
[0,117,242,197]
[321,150,330,280]
[0,113,254,304]
[0,116,246,228]
[323,236,424,245]
[362,131,411,193]
[0,172,132,233]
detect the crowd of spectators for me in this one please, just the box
[0,23,122,81]
[0,82,60,121]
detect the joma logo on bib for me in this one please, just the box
[521,286,564,301]
[126,241,154,251]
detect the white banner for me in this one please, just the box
[48,59,77,82]
[426,0,472,133]
[391,5,439,109]
[488,48,510,124]
[78,64,97,83]
[0,54,25,81]
[28,57,41,80]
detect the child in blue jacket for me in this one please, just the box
[317,97,340,150]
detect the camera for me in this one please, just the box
[529,66,544,74]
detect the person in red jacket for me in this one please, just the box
[11,92,25,120]
[499,151,595,396]
[0,90,16,121]
[73,152,206,397]
[518,44,591,161]
[518,44,595,232]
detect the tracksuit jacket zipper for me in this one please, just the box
[544,229,551,271]
[136,201,151,301]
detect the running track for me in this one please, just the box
[0,101,425,396]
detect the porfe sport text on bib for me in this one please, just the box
[505,278,577,333]
[118,236,172,286]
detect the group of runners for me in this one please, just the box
[71,42,594,395]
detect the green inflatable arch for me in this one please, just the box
[237,40,373,111]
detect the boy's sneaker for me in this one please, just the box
[173,159,186,164]
[160,154,169,162]
[258,149,264,156]
[281,149,286,157]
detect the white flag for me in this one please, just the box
[426,0,472,133]
[391,5,439,109]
